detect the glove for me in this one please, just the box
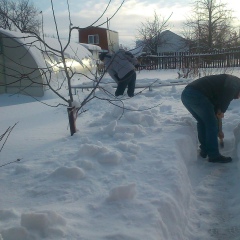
[218,131,224,139]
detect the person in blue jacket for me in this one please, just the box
[99,49,139,97]
[181,74,240,163]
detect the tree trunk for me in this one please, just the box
[67,106,76,136]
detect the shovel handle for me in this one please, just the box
[218,118,224,148]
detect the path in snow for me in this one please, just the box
[189,130,240,240]
[207,163,240,240]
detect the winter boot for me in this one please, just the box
[208,155,232,163]
[199,150,207,158]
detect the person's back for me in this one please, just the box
[105,50,137,79]
[186,74,240,113]
[99,50,138,97]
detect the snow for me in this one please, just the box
[1,69,240,240]
[0,28,93,69]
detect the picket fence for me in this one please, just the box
[138,47,240,70]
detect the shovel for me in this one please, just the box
[218,118,224,148]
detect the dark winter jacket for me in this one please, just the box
[103,49,138,83]
[186,74,240,113]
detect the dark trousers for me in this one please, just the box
[181,87,220,158]
[115,71,136,97]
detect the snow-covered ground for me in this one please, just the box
[1,69,240,240]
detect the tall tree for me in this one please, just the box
[184,0,237,50]
[137,11,171,55]
[0,0,41,34]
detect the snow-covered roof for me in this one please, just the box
[79,43,101,51]
[157,30,189,52]
[129,44,144,57]
[0,28,93,68]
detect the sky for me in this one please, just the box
[2,65,240,239]
[31,0,240,47]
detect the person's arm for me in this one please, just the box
[219,91,237,113]
[216,110,224,146]
[216,110,224,119]
[104,55,119,83]
[107,69,119,83]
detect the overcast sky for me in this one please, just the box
[33,0,240,47]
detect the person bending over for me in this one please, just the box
[181,74,240,163]
[99,49,139,97]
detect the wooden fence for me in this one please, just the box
[138,48,240,70]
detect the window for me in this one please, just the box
[88,34,99,44]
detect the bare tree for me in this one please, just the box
[0,0,41,34]
[0,0,128,136]
[0,123,21,168]
[184,0,237,50]
[137,11,172,55]
[0,0,12,30]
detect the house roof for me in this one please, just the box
[159,30,185,40]
[129,44,145,57]
[78,26,118,34]
[80,43,101,51]
[135,30,189,54]
[157,30,189,52]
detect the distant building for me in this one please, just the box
[157,30,190,54]
[129,44,145,57]
[78,27,119,53]
[136,30,190,55]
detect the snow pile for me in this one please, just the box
[1,70,240,239]
[107,183,137,201]
[50,166,85,180]
[1,211,66,240]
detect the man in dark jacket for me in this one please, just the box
[99,49,139,97]
[181,74,240,163]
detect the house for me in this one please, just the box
[78,27,119,53]
[157,30,190,54]
[136,30,190,56]
[0,29,94,97]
